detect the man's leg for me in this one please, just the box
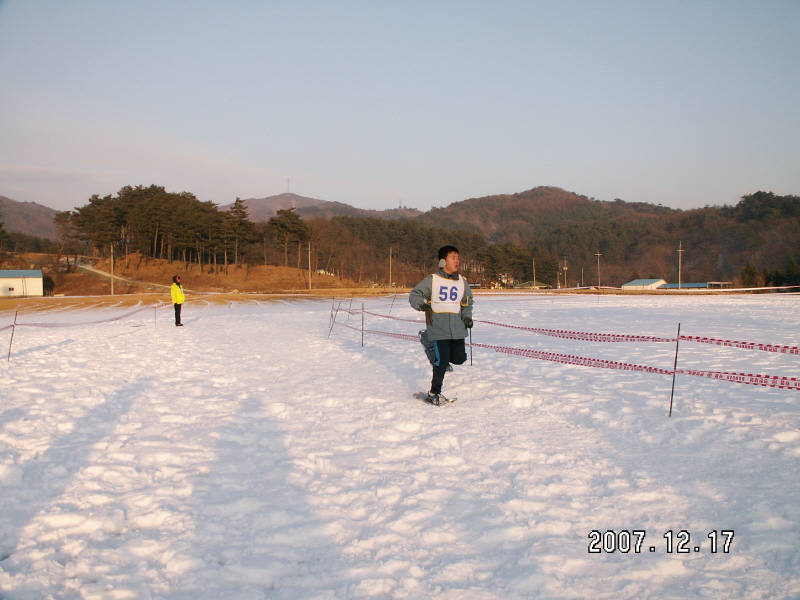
[450,338,467,366]
[430,339,454,394]
[174,303,182,326]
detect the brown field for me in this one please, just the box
[0,253,412,317]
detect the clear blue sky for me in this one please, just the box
[1,0,798,213]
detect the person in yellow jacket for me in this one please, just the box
[170,275,185,326]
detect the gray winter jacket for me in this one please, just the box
[409,270,474,341]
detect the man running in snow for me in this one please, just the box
[409,246,474,404]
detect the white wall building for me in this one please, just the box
[621,278,667,291]
[0,270,44,297]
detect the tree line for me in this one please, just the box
[419,187,800,287]
[29,185,800,289]
[55,185,563,287]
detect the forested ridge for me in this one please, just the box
[421,187,800,287]
[7,184,800,289]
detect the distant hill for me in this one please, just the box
[221,192,423,222]
[0,195,58,240]
[417,186,678,244]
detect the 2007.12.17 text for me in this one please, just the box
[588,530,734,554]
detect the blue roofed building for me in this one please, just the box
[0,270,44,297]
[621,278,667,291]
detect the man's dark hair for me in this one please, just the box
[437,245,459,260]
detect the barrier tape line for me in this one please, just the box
[469,341,673,375]
[675,369,800,390]
[349,308,800,356]
[679,336,799,355]
[343,308,424,324]
[476,319,675,343]
[0,302,167,333]
[333,320,800,391]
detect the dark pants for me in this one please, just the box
[430,338,467,394]
[174,303,182,325]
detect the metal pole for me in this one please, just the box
[361,303,364,347]
[111,243,115,296]
[595,252,602,288]
[7,310,18,361]
[328,301,342,338]
[669,323,681,417]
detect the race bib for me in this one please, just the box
[430,274,465,313]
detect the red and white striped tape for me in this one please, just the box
[0,302,166,333]
[361,310,424,324]
[676,369,800,390]
[352,309,800,356]
[335,320,800,391]
[679,336,799,355]
[469,341,673,375]
[476,319,675,343]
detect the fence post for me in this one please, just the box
[668,323,681,417]
[328,300,342,338]
[7,310,18,362]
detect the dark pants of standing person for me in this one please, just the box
[431,338,467,394]
[174,303,182,326]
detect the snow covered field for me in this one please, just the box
[1,293,799,599]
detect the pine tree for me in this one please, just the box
[267,208,308,267]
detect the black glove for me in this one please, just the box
[463,317,473,329]
[420,303,432,324]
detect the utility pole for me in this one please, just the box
[677,241,684,289]
[595,252,602,288]
[532,257,536,289]
[563,258,568,289]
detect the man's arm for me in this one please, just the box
[460,280,474,321]
[409,275,432,311]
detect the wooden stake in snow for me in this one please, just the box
[669,323,681,417]
[328,300,342,338]
[469,327,473,366]
[7,310,18,362]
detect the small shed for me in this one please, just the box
[659,282,734,290]
[0,270,44,297]
[621,278,667,291]
[516,280,553,290]
[659,282,708,290]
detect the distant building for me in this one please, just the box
[515,280,553,290]
[659,282,733,290]
[0,270,44,297]
[621,278,667,291]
